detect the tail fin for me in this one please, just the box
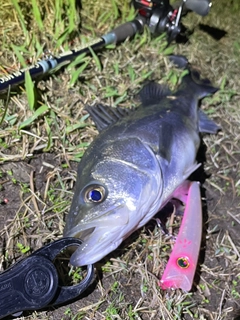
[177,69,218,101]
[169,55,220,133]
[169,54,218,99]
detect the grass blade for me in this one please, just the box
[11,0,28,40]
[24,71,35,111]
[31,0,44,31]
[19,104,49,129]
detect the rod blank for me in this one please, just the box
[0,19,144,94]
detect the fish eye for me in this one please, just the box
[84,185,106,203]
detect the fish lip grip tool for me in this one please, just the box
[0,238,94,319]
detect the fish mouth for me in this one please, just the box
[66,225,124,267]
[74,227,96,240]
[64,205,131,266]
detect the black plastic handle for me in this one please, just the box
[0,255,58,319]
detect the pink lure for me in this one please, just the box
[159,181,202,291]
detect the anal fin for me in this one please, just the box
[198,109,221,134]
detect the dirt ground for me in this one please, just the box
[0,0,240,319]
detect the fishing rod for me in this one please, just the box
[0,0,211,94]
[0,18,145,94]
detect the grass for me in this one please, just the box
[0,0,240,319]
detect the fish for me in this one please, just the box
[159,180,202,291]
[63,59,220,267]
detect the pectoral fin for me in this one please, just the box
[158,123,174,163]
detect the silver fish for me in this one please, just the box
[64,65,220,266]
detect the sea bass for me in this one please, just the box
[64,65,220,267]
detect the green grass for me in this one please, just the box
[0,0,240,319]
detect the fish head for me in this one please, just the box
[64,140,161,266]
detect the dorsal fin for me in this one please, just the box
[139,81,171,106]
[85,104,133,131]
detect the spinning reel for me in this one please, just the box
[134,0,212,42]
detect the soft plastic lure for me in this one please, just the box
[159,181,202,291]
